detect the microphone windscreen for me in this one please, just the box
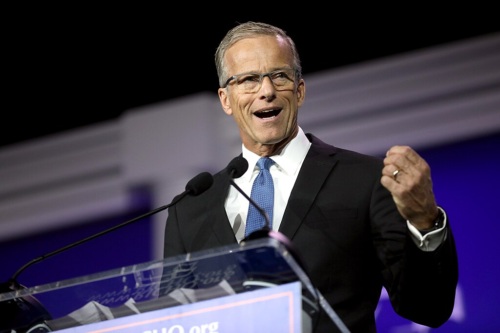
[227,156,248,178]
[185,172,214,195]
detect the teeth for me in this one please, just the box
[255,109,280,118]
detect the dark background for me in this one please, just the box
[4,6,499,148]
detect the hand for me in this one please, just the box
[381,145,439,229]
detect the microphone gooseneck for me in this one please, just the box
[226,156,307,267]
[226,156,272,233]
[9,172,214,285]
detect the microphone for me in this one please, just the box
[226,156,308,282]
[0,171,214,332]
[226,156,298,246]
[226,156,272,236]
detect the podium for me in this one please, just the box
[0,237,349,332]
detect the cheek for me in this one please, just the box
[232,96,253,116]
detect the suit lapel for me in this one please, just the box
[279,134,339,239]
[206,171,239,245]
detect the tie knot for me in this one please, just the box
[257,157,273,171]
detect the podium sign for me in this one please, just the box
[56,282,302,333]
[0,238,349,333]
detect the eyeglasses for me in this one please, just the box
[222,68,297,93]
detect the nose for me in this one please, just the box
[261,74,275,86]
[259,75,277,96]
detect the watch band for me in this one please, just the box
[419,208,445,235]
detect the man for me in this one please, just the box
[163,21,458,332]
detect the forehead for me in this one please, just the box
[225,35,293,73]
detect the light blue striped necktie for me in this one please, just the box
[245,157,274,237]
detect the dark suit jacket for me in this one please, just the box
[163,133,458,333]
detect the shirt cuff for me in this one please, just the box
[407,207,448,252]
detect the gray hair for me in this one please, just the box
[215,21,302,88]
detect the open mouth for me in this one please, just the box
[254,109,282,119]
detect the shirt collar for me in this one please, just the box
[241,127,311,182]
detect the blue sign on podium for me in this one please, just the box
[56,282,302,333]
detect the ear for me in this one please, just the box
[218,88,233,115]
[296,79,306,107]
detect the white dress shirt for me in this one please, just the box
[225,127,311,242]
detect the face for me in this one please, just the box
[218,35,305,156]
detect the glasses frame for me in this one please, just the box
[222,68,298,93]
